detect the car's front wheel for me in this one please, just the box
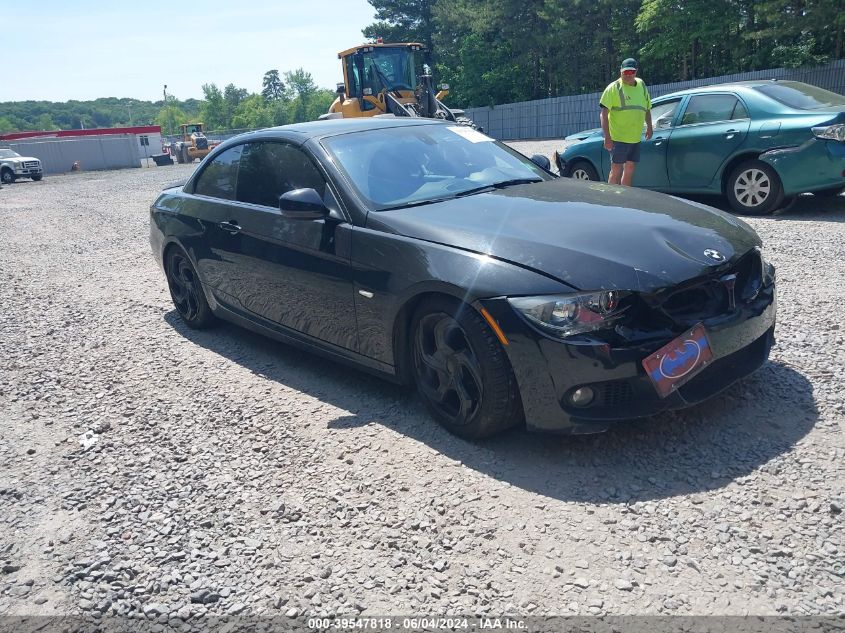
[726,160,784,215]
[411,298,522,439]
[568,160,599,181]
[165,247,216,329]
[31,174,43,181]
[1,169,14,184]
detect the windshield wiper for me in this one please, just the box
[378,197,454,211]
[453,177,544,199]
[377,178,545,211]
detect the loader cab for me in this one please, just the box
[180,123,205,138]
[336,43,426,115]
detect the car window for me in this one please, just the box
[236,142,327,208]
[754,81,845,109]
[651,100,680,129]
[193,145,242,200]
[732,99,749,119]
[680,95,741,125]
[322,124,550,210]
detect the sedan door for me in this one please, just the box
[632,98,682,189]
[667,93,751,189]
[227,141,358,351]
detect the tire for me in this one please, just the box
[568,160,599,181]
[31,174,43,181]
[725,160,784,216]
[1,169,15,184]
[814,186,844,198]
[165,248,216,329]
[410,297,523,439]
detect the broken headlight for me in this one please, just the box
[508,291,630,339]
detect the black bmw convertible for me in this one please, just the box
[150,118,776,438]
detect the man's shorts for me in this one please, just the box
[610,141,641,164]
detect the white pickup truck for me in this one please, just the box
[0,148,43,184]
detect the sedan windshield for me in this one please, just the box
[0,149,21,159]
[322,124,551,210]
[754,81,845,110]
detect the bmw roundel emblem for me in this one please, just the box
[704,249,726,262]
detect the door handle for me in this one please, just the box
[218,220,241,234]
[653,137,665,146]
[724,129,738,139]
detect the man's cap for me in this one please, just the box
[621,58,638,71]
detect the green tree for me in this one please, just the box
[199,83,227,130]
[0,116,15,133]
[363,0,436,54]
[35,114,57,130]
[262,69,286,101]
[155,103,188,136]
[231,94,274,129]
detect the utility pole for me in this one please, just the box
[127,104,133,125]
[163,84,168,103]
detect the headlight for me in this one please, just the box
[508,291,629,338]
[811,124,845,142]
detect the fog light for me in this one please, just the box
[569,386,595,407]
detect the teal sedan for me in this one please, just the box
[554,80,845,215]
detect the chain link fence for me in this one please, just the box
[464,59,845,141]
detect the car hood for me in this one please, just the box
[369,179,761,292]
[2,155,39,162]
[564,127,603,141]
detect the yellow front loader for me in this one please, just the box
[321,41,478,128]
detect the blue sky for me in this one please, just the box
[3,0,377,102]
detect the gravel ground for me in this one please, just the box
[1,151,843,624]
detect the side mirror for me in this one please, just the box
[279,188,329,219]
[529,154,551,172]
[336,82,346,96]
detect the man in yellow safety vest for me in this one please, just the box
[599,58,653,186]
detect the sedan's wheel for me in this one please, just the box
[726,160,784,216]
[569,160,599,181]
[411,298,522,439]
[1,169,14,184]
[165,248,216,329]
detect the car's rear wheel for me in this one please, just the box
[1,169,15,184]
[411,298,522,439]
[726,160,784,216]
[814,186,844,198]
[165,248,216,329]
[568,160,599,181]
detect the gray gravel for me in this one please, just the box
[0,155,843,622]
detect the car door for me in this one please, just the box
[632,98,682,189]
[188,144,248,306]
[667,93,751,189]
[228,141,358,351]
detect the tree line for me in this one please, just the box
[2,1,842,134]
[364,0,844,107]
[0,68,335,135]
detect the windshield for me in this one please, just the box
[754,81,845,110]
[0,149,21,159]
[360,48,417,92]
[322,124,551,210]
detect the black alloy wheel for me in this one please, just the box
[411,298,522,438]
[165,249,215,329]
[31,174,43,181]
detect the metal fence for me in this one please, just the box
[464,59,845,141]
